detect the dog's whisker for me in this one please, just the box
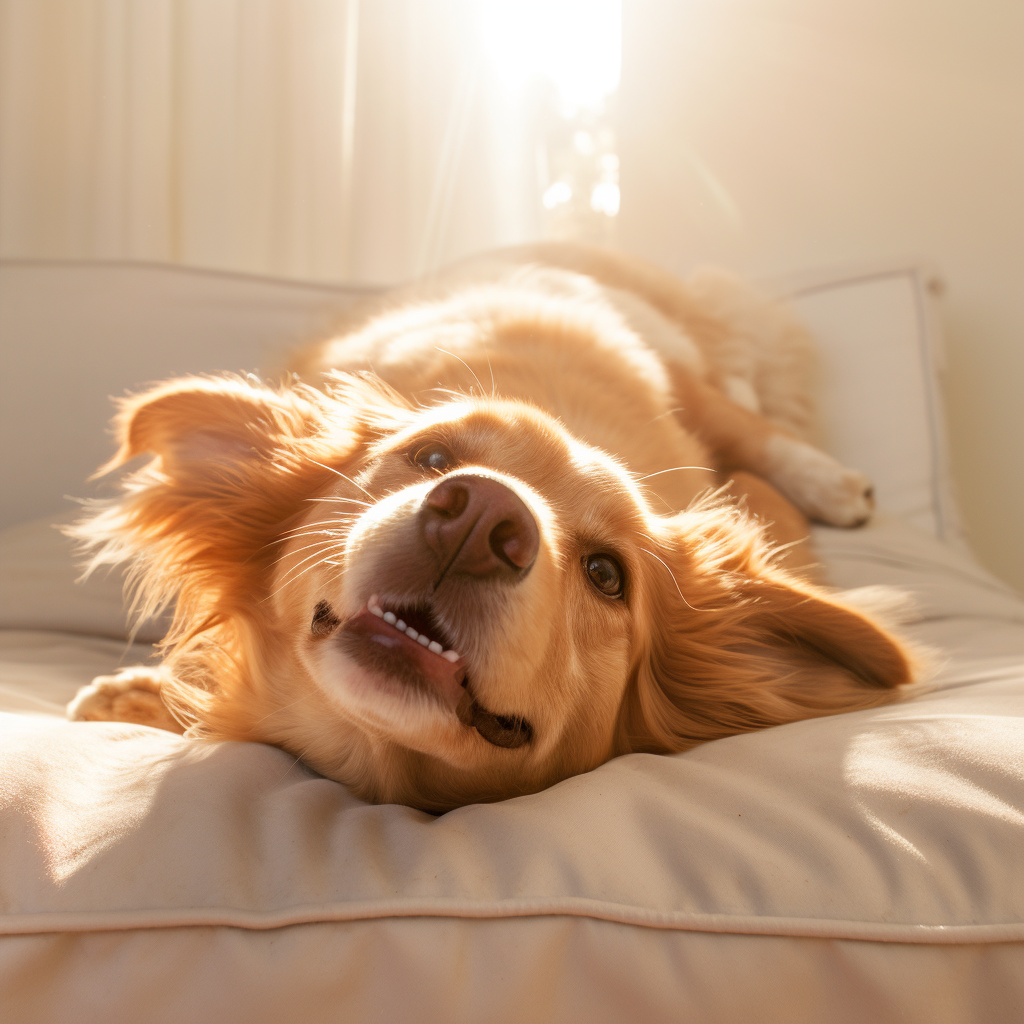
[282,516,358,532]
[275,529,347,547]
[268,537,351,567]
[278,517,360,538]
[425,385,472,403]
[273,546,342,590]
[639,547,708,613]
[278,519,360,536]
[277,536,348,580]
[281,515,358,530]
[305,496,372,507]
[269,738,318,787]
[271,529,344,549]
[435,346,487,398]
[255,530,339,555]
[275,535,349,576]
[484,348,496,398]
[271,541,349,595]
[269,541,338,568]
[305,458,376,501]
[637,466,716,481]
[269,558,343,601]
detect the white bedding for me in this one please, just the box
[1,516,1022,1023]
[1,259,1021,1022]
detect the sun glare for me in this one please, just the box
[480,0,622,239]
[479,0,622,116]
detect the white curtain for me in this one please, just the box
[0,0,553,283]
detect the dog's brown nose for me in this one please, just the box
[421,475,539,579]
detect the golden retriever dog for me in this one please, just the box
[68,243,919,811]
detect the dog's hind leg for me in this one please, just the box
[668,365,874,528]
[67,665,185,733]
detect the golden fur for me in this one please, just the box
[68,243,920,812]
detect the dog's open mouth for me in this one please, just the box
[366,596,462,662]
[331,595,469,708]
[317,594,533,749]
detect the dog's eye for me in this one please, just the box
[471,704,533,749]
[584,554,624,598]
[413,443,455,473]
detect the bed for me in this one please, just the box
[1,259,1022,1022]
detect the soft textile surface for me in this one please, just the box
[2,259,958,538]
[779,263,961,542]
[1,516,1022,1022]
[0,516,168,644]
[0,260,370,530]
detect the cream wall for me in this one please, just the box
[618,0,1024,594]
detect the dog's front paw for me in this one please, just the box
[67,666,185,733]
[763,436,875,527]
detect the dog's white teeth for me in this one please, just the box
[372,604,453,659]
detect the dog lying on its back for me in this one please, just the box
[68,243,919,811]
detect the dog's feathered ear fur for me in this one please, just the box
[617,507,920,754]
[96,375,325,476]
[68,372,411,632]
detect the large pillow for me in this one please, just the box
[0,260,370,530]
[2,258,958,539]
[0,515,166,643]
[2,517,1024,1023]
[775,261,962,543]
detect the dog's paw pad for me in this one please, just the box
[68,669,184,733]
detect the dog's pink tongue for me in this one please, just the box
[347,609,467,706]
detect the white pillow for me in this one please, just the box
[0,515,166,643]
[2,518,1023,1021]
[2,258,958,539]
[0,260,370,530]
[775,261,962,543]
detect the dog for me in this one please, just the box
[67,243,920,812]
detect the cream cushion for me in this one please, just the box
[1,517,1023,1022]
[775,261,962,542]
[1,258,959,539]
[1,260,1021,1021]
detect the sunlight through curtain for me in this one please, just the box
[0,0,621,283]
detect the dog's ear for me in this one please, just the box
[100,371,415,479]
[617,511,919,754]
[69,373,403,625]
[98,375,326,478]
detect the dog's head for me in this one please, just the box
[77,373,917,810]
